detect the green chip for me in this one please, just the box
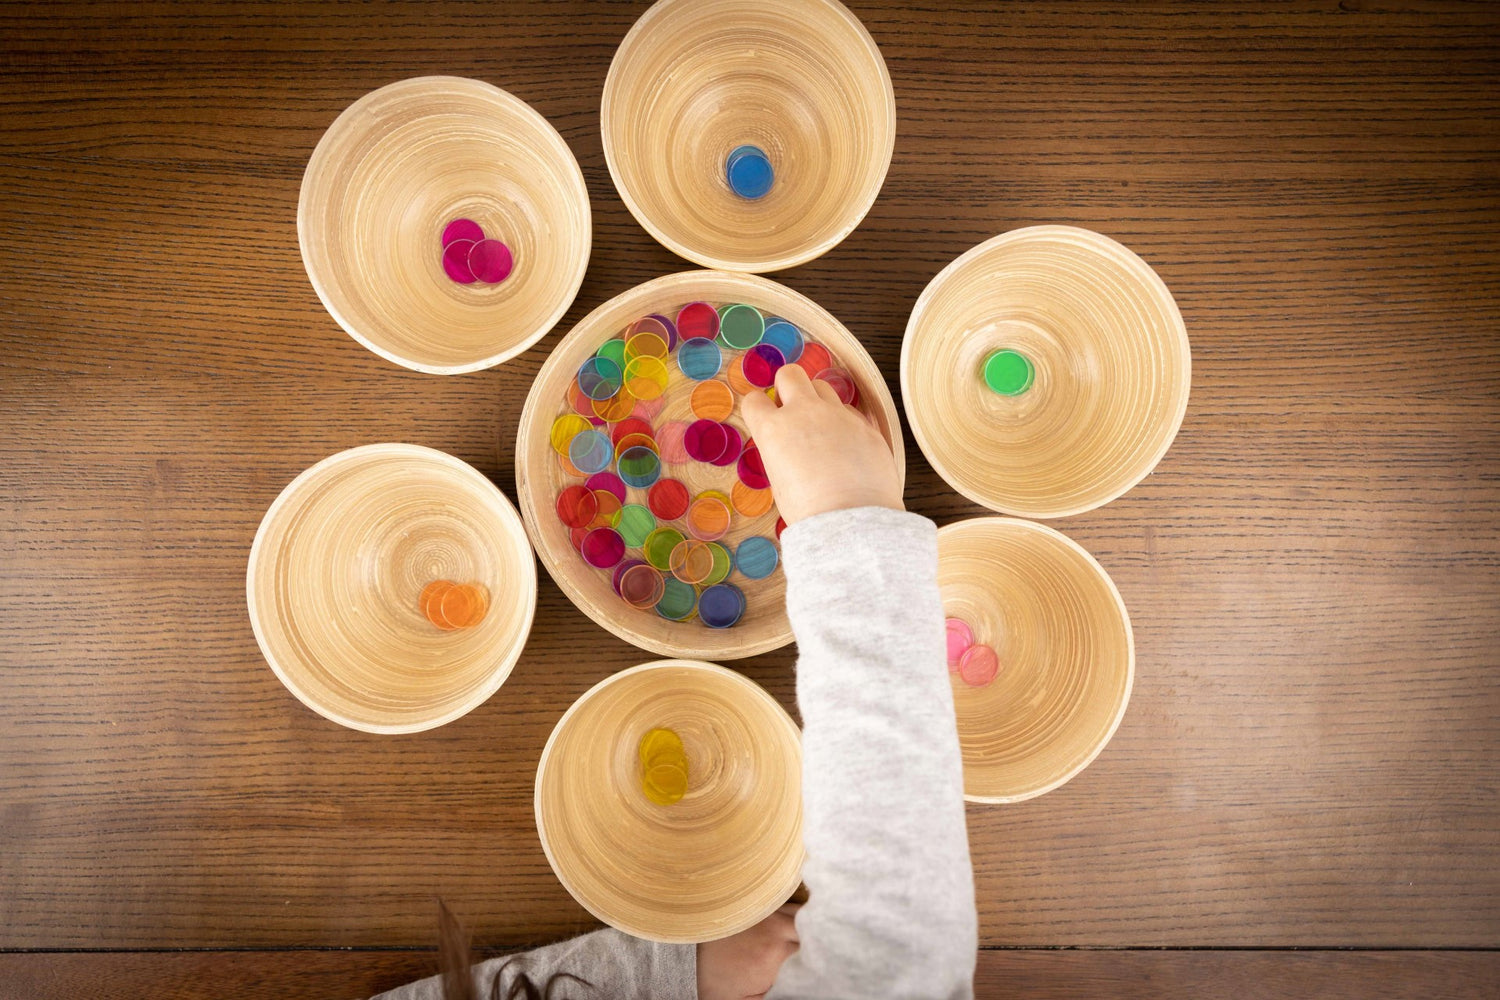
[643,527,687,570]
[612,503,657,548]
[718,303,765,350]
[983,349,1035,396]
[703,542,733,585]
[655,577,697,621]
[597,338,627,369]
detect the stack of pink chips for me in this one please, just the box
[946,617,1000,687]
[440,217,513,285]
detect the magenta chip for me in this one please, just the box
[442,239,478,283]
[742,343,785,388]
[585,471,628,503]
[469,239,513,283]
[442,218,484,247]
[737,446,770,490]
[710,423,742,467]
[684,419,729,464]
[580,527,626,569]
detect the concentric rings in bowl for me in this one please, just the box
[902,226,1191,518]
[535,659,803,942]
[247,444,536,733]
[602,0,895,272]
[299,76,591,373]
[938,517,1133,802]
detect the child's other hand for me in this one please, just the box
[740,364,903,525]
[696,903,801,1000]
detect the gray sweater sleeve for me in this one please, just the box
[768,506,977,1000]
[369,927,695,1000]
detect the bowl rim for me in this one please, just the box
[245,442,538,734]
[533,658,805,942]
[600,0,896,273]
[297,75,592,374]
[938,516,1135,803]
[901,224,1192,518]
[514,268,905,659]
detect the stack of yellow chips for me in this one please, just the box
[638,727,689,805]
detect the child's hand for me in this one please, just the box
[696,903,801,1000]
[740,364,903,525]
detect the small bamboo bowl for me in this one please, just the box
[535,659,802,943]
[601,0,895,272]
[938,517,1133,802]
[903,226,1191,518]
[299,76,591,374]
[246,444,537,733]
[515,270,903,660]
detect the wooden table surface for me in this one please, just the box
[2,0,1497,995]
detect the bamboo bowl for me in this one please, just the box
[515,270,903,660]
[938,518,1133,802]
[299,76,591,374]
[902,226,1191,518]
[247,444,537,733]
[601,0,895,272]
[535,660,802,942]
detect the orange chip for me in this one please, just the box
[690,379,735,421]
[726,355,755,394]
[614,431,658,458]
[731,481,775,518]
[557,451,587,478]
[437,584,476,630]
[592,390,635,422]
[420,580,455,629]
[590,490,623,529]
[460,584,490,627]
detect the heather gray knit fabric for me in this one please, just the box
[375,506,976,1000]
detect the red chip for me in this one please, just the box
[555,484,598,528]
[737,446,770,490]
[795,342,832,378]
[774,516,787,539]
[677,301,720,341]
[647,478,691,520]
[610,416,654,445]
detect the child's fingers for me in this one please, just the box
[740,383,776,435]
[810,377,842,407]
[772,362,818,404]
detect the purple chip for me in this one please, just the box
[742,343,785,388]
[469,239,513,283]
[710,423,742,467]
[612,558,649,597]
[442,218,484,247]
[442,239,478,283]
[648,313,679,351]
[684,419,729,464]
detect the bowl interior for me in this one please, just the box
[602,0,894,271]
[299,76,590,373]
[247,444,537,733]
[903,225,1190,517]
[535,660,803,942]
[516,270,903,660]
[938,518,1133,802]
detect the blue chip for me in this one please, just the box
[577,356,623,400]
[568,429,614,475]
[760,321,804,363]
[677,337,723,381]
[734,536,780,580]
[726,145,774,200]
[698,583,746,629]
[617,445,663,489]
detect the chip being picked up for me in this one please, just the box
[638,726,689,806]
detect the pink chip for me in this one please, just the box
[958,644,1000,687]
[468,239,513,283]
[585,471,628,503]
[655,421,691,464]
[442,239,478,283]
[737,446,770,490]
[945,618,974,670]
[710,423,742,467]
[442,218,484,247]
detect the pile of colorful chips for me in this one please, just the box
[946,616,1000,687]
[440,217,513,285]
[638,726,689,806]
[420,580,490,630]
[551,301,858,628]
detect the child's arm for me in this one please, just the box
[743,367,978,1000]
[370,926,695,1000]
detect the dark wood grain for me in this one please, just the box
[2,0,1497,974]
[1,949,1497,1000]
